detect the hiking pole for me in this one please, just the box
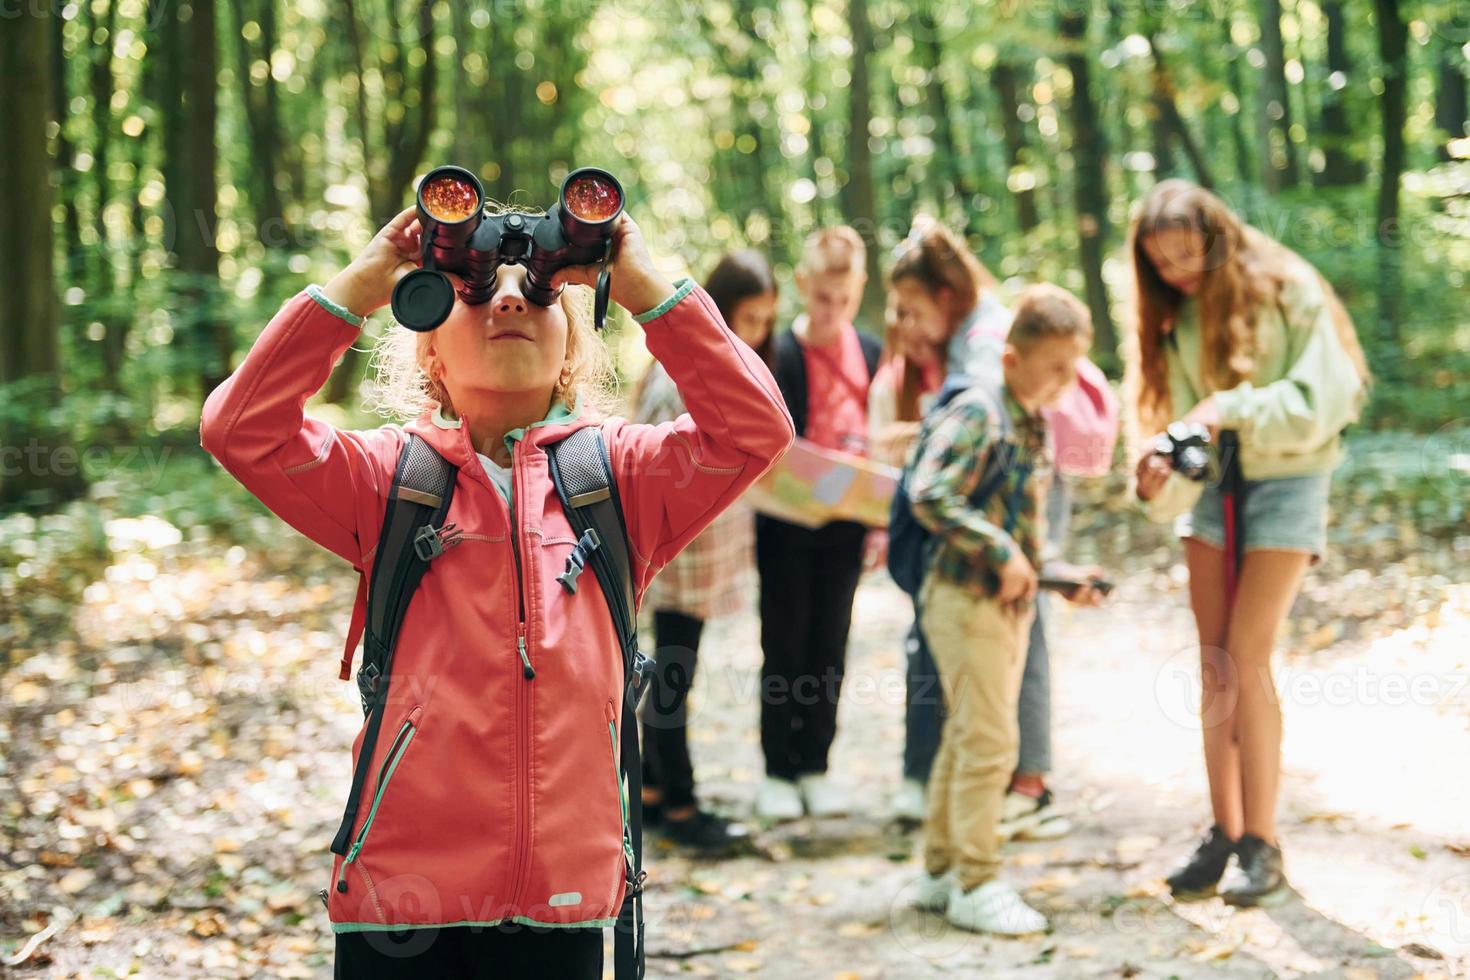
[1216,429,1246,610]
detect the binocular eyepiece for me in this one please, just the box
[390,165,625,332]
[1152,421,1214,482]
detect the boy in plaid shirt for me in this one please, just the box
[905,284,1108,935]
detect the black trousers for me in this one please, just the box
[641,609,705,809]
[334,923,602,978]
[755,516,866,781]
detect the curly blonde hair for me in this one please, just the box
[368,281,618,423]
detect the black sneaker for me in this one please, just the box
[641,799,663,828]
[658,809,751,855]
[1220,834,1289,907]
[1166,824,1237,900]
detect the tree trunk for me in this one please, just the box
[161,0,229,397]
[1146,32,1216,188]
[916,3,973,220]
[1,4,85,507]
[50,12,81,281]
[844,0,882,330]
[1435,39,1469,160]
[993,60,1039,233]
[1317,0,1367,184]
[1059,7,1119,363]
[1256,0,1301,190]
[228,0,287,245]
[1218,11,1256,185]
[1374,0,1406,343]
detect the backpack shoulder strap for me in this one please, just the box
[329,433,459,859]
[773,330,808,437]
[858,330,882,383]
[544,425,648,980]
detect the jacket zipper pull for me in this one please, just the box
[334,858,350,893]
[518,628,535,680]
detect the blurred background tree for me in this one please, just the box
[0,0,1467,520]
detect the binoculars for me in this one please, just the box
[1152,421,1214,482]
[390,166,625,332]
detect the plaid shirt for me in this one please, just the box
[904,383,1051,598]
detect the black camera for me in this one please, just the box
[390,165,625,332]
[1152,421,1213,482]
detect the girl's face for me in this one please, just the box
[430,264,570,403]
[728,291,777,350]
[891,278,957,365]
[1141,227,1209,296]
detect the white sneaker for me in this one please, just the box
[893,778,927,822]
[911,869,952,912]
[755,776,804,822]
[797,773,849,817]
[998,790,1072,841]
[946,879,1048,936]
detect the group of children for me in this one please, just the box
[633,180,1368,936]
[631,217,1114,933]
[207,174,1368,971]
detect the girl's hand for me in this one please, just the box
[551,214,676,317]
[1182,396,1221,436]
[321,206,424,318]
[1135,451,1172,501]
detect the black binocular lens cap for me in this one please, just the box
[392,269,455,332]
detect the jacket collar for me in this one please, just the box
[402,392,593,485]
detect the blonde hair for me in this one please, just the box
[1008,283,1094,352]
[797,225,866,278]
[368,281,617,422]
[1124,179,1370,437]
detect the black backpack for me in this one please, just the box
[326,426,651,980]
[886,371,1028,597]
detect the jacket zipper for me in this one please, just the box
[334,710,420,895]
[507,437,534,914]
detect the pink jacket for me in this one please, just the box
[200,283,793,934]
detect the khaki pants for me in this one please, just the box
[919,576,1035,891]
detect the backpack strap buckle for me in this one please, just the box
[413,522,463,561]
[355,660,381,714]
[556,527,603,594]
[626,868,648,897]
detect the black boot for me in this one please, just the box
[1166,824,1237,900]
[1220,834,1289,907]
[659,809,752,855]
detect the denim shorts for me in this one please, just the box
[1175,472,1332,561]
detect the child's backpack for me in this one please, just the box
[886,369,1027,597]
[328,426,651,980]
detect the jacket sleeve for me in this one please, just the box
[1212,269,1365,455]
[199,288,401,565]
[610,280,795,605]
[907,397,1021,566]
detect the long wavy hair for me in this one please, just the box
[886,216,997,420]
[369,208,617,422]
[1125,179,1369,437]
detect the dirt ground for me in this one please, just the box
[2,514,1468,978]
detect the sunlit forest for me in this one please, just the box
[2,0,1469,975]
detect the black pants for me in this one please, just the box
[334,923,601,978]
[755,516,866,781]
[641,609,705,809]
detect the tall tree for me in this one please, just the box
[1316,0,1367,185]
[327,0,437,403]
[992,59,1039,233]
[844,0,882,329]
[1374,0,1407,341]
[1256,0,1301,190]
[1435,37,1469,160]
[228,0,289,245]
[159,0,230,397]
[1,4,83,506]
[1059,5,1118,361]
[1144,28,1216,188]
